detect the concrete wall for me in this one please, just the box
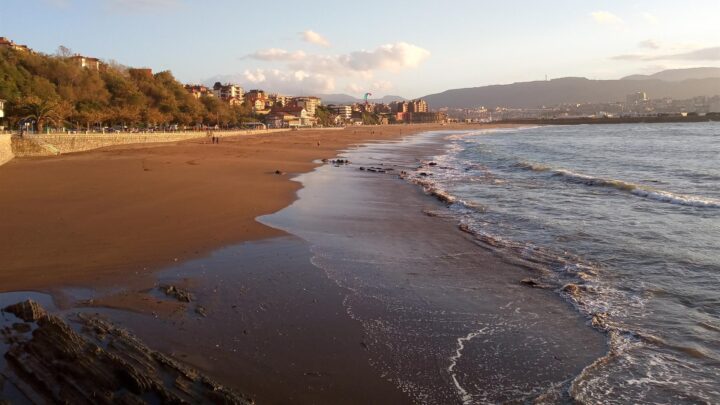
[0,134,13,166]
[11,129,292,157]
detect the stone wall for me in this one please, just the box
[11,129,291,157]
[0,134,13,166]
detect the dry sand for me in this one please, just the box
[0,124,506,291]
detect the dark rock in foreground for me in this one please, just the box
[1,300,252,404]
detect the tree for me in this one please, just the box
[14,96,68,133]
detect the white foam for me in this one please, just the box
[551,169,720,208]
[448,328,488,404]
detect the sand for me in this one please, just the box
[0,124,503,292]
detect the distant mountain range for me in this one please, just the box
[422,68,720,109]
[621,67,720,81]
[318,94,406,105]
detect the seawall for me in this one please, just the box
[10,129,292,158]
[0,134,13,166]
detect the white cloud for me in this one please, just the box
[641,12,660,25]
[591,11,624,25]
[239,69,335,94]
[345,83,364,94]
[639,39,660,50]
[371,80,393,92]
[340,42,431,72]
[245,42,431,75]
[301,30,331,47]
[244,48,307,61]
[235,41,429,95]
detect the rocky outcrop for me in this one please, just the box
[1,300,252,404]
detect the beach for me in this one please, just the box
[0,124,607,403]
[0,124,463,291]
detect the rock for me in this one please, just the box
[428,162,438,166]
[274,170,284,175]
[520,278,550,288]
[591,312,609,329]
[12,323,32,333]
[419,172,430,177]
[359,167,365,171]
[0,301,252,404]
[159,284,193,303]
[562,283,583,297]
[195,305,208,318]
[3,300,47,322]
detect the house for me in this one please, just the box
[269,106,314,127]
[212,82,244,103]
[291,96,321,116]
[184,84,213,99]
[70,54,102,70]
[0,37,33,53]
[0,99,5,130]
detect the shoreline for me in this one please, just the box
[0,123,510,293]
[0,124,609,403]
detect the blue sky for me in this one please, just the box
[2,0,719,98]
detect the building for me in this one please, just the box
[212,82,244,102]
[269,106,314,127]
[409,99,428,113]
[291,96,321,116]
[268,94,291,108]
[70,54,102,70]
[626,92,648,105]
[184,84,213,99]
[0,37,33,52]
[408,111,447,123]
[328,105,352,120]
[391,101,409,113]
[0,99,5,130]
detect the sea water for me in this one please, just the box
[409,123,720,403]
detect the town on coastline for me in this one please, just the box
[445,91,720,122]
[0,37,446,134]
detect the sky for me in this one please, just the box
[2,0,720,98]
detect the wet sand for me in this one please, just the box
[0,124,492,291]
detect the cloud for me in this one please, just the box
[238,69,336,94]
[654,47,720,61]
[247,42,430,75]
[244,48,307,61]
[612,46,720,62]
[345,83,364,94]
[641,12,660,25]
[639,39,660,50]
[232,41,429,95]
[591,11,624,25]
[301,30,331,47]
[340,42,431,72]
[371,80,393,92]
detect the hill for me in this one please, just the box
[0,47,252,131]
[621,67,720,82]
[423,74,720,109]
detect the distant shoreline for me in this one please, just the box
[498,115,720,126]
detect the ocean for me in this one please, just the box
[408,123,720,403]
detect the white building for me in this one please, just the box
[329,105,352,120]
[292,96,321,116]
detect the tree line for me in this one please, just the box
[0,46,255,133]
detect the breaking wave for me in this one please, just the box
[518,164,720,208]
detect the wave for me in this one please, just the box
[518,164,720,208]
